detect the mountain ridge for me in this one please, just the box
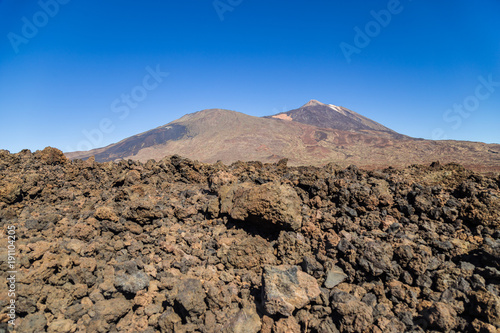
[64,101,500,172]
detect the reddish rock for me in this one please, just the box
[94,206,119,222]
[273,316,301,333]
[422,302,458,332]
[470,291,500,328]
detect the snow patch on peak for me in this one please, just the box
[328,104,352,117]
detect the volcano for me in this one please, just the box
[65,101,500,172]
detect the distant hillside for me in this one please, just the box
[65,102,500,172]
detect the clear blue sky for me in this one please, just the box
[1,0,499,153]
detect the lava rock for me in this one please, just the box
[114,264,150,294]
[225,303,262,333]
[219,182,303,230]
[262,265,321,316]
[330,290,374,333]
[422,302,458,332]
[324,265,348,289]
[176,278,207,316]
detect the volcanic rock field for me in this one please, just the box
[1,147,499,332]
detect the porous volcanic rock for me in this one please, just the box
[0,148,499,332]
[262,265,321,316]
[219,181,303,230]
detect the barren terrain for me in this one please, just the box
[1,147,499,332]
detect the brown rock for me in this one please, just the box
[277,231,311,265]
[220,182,303,230]
[47,318,76,333]
[261,315,274,333]
[158,307,182,332]
[38,147,67,165]
[0,180,22,204]
[93,298,131,322]
[422,301,458,332]
[471,318,499,333]
[209,170,238,190]
[222,235,277,270]
[94,206,119,222]
[331,291,374,333]
[470,291,500,328]
[225,303,262,333]
[124,170,141,185]
[273,316,301,333]
[262,265,321,316]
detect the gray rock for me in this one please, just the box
[17,313,47,333]
[115,270,150,294]
[324,265,348,289]
[176,278,207,316]
[224,303,262,333]
[262,265,321,317]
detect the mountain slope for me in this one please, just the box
[266,100,403,138]
[65,104,500,172]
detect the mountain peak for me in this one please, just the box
[269,100,399,135]
[303,99,326,107]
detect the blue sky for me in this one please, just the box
[0,0,499,153]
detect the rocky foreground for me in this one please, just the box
[0,147,499,333]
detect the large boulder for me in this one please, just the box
[219,182,302,231]
[37,147,67,165]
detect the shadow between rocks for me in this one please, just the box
[223,215,283,242]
